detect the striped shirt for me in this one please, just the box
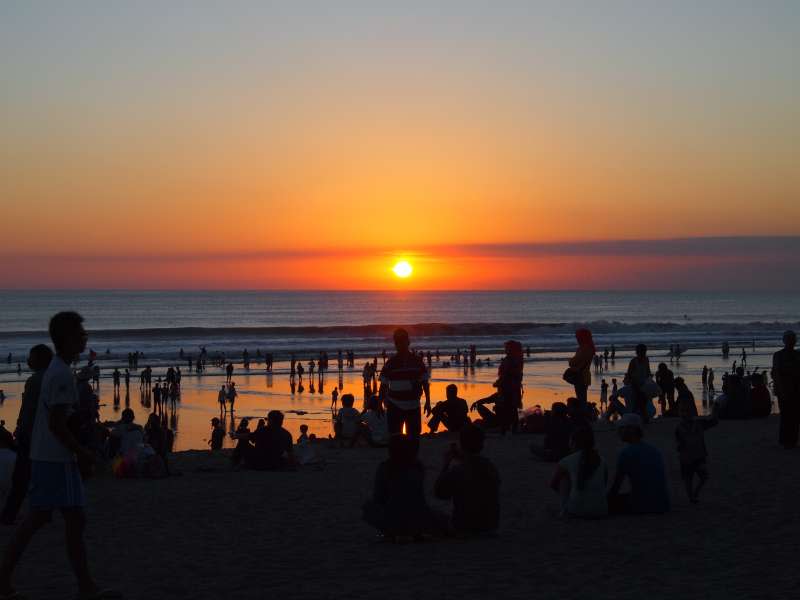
[380,353,429,411]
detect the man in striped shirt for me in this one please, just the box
[379,329,431,438]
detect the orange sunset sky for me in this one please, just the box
[1,3,798,289]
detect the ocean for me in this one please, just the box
[0,290,794,449]
[0,290,797,365]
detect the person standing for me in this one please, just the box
[0,312,120,599]
[379,329,431,438]
[566,329,595,412]
[627,344,652,423]
[655,363,676,415]
[772,331,800,449]
[217,385,227,416]
[0,345,53,524]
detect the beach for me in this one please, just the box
[0,345,780,451]
[1,415,793,599]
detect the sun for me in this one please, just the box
[392,260,413,278]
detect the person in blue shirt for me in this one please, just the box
[607,413,670,515]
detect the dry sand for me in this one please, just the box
[1,415,796,599]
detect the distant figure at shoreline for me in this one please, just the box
[565,329,594,414]
[627,344,653,423]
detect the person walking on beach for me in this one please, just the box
[1,344,53,525]
[676,399,718,503]
[627,344,652,423]
[225,362,234,384]
[707,368,716,394]
[772,330,800,449]
[379,329,431,437]
[227,382,238,413]
[217,385,227,415]
[565,329,595,414]
[0,312,121,599]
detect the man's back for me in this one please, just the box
[773,348,800,396]
[253,426,292,469]
[435,455,500,533]
[617,442,670,514]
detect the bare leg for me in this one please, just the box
[63,508,98,595]
[0,510,51,594]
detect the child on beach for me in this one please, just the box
[675,399,718,503]
[209,417,225,451]
[297,424,309,444]
[334,394,362,446]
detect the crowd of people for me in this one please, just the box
[0,312,798,598]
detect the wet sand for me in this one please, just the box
[0,414,793,599]
[0,346,779,450]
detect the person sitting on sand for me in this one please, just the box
[750,373,772,418]
[607,414,670,515]
[297,424,309,445]
[209,417,225,451]
[109,408,143,458]
[549,427,608,518]
[674,378,697,417]
[434,424,500,534]
[334,394,362,446]
[675,399,718,503]
[530,402,574,462]
[362,435,445,540]
[427,384,470,434]
[231,418,252,466]
[361,396,389,447]
[245,410,294,471]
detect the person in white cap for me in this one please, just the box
[607,413,670,515]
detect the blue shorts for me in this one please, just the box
[29,460,85,511]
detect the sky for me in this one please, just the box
[1,1,798,289]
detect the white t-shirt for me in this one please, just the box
[362,410,388,444]
[558,451,608,518]
[30,356,78,463]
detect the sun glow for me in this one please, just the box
[392,260,413,278]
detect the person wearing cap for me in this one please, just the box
[379,329,430,438]
[607,413,670,515]
[772,331,800,449]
